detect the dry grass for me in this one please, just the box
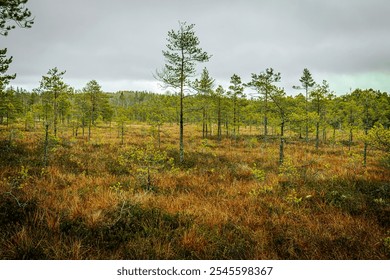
[0,123,389,259]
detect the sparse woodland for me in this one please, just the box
[0,3,389,259]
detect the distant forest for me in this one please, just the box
[1,70,389,149]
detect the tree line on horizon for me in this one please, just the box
[1,67,389,157]
[1,3,389,166]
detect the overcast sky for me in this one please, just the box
[3,0,390,95]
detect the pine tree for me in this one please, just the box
[194,67,215,138]
[83,80,103,141]
[294,68,315,142]
[1,1,33,128]
[0,48,16,124]
[39,67,67,137]
[156,22,210,163]
[215,85,225,141]
[227,74,244,142]
[310,80,331,150]
[341,93,362,151]
[0,0,34,36]
[268,86,289,164]
[246,68,281,141]
[0,48,15,88]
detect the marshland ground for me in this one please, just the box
[0,123,389,259]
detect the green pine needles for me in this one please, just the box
[156,21,211,163]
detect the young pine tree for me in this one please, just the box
[194,67,215,138]
[246,68,281,141]
[227,74,245,142]
[294,68,315,142]
[83,80,103,141]
[310,80,331,150]
[40,67,67,137]
[0,49,16,125]
[156,22,211,163]
[214,85,225,141]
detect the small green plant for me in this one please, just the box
[383,236,390,256]
[118,138,174,191]
[251,163,266,182]
[109,182,124,193]
[8,129,24,144]
[285,189,302,205]
[18,165,30,186]
[325,190,350,207]
[249,185,274,198]
[8,165,30,190]
[373,198,387,206]
[278,158,298,186]
[2,166,31,208]
[246,137,258,149]
[199,139,215,154]
[347,152,363,169]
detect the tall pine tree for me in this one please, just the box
[156,22,210,163]
[294,68,315,142]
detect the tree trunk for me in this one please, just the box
[202,107,205,139]
[121,122,124,145]
[349,128,353,151]
[217,97,221,141]
[88,121,91,142]
[363,126,368,167]
[233,99,236,141]
[264,91,268,140]
[209,115,212,136]
[217,117,221,141]
[44,124,49,167]
[322,127,326,143]
[363,141,368,167]
[315,121,319,150]
[157,123,161,149]
[54,91,58,137]
[225,120,229,137]
[205,113,209,137]
[279,120,285,165]
[305,88,309,143]
[179,52,185,163]
[237,109,240,138]
[82,117,85,137]
[332,127,336,147]
[179,93,184,163]
[6,109,9,127]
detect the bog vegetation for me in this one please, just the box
[1,83,389,260]
[0,3,389,259]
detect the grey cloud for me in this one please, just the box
[3,0,390,94]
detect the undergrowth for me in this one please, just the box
[0,124,389,259]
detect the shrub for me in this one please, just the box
[118,138,175,190]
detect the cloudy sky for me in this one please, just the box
[3,0,390,95]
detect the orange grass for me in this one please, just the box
[0,123,389,259]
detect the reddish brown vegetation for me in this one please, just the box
[0,124,389,259]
